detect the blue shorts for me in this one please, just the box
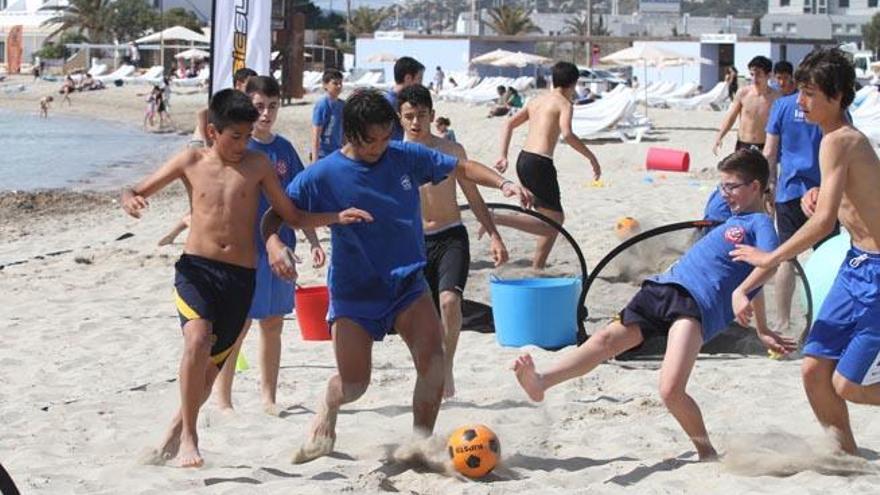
[803,246,880,386]
[248,248,295,320]
[328,272,428,341]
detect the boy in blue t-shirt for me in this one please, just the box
[213,76,327,416]
[732,49,880,456]
[262,88,532,464]
[310,69,344,163]
[514,149,796,461]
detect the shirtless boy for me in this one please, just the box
[713,56,779,155]
[494,61,601,269]
[39,96,53,118]
[732,48,880,457]
[398,84,510,399]
[122,89,370,468]
[262,88,531,464]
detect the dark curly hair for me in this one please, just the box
[795,48,855,109]
[343,88,397,144]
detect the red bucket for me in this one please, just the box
[294,285,331,341]
[646,147,690,172]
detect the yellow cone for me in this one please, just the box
[236,352,249,372]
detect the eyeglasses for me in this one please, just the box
[717,182,748,195]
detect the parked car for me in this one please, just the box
[577,67,627,92]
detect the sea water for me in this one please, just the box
[0,109,187,191]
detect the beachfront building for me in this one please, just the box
[761,0,880,44]
[0,0,59,69]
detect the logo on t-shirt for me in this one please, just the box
[400,174,413,191]
[794,108,806,122]
[275,159,288,178]
[724,226,746,244]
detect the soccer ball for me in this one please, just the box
[614,216,641,240]
[447,424,500,478]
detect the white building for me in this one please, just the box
[762,0,880,43]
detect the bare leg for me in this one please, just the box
[658,318,716,461]
[176,319,215,467]
[154,357,220,463]
[158,214,191,246]
[832,372,880,405]
[438,290,463,399]
[292,318,373,464]
[803,357,858,455]
[213,319,251,412]
[513,321,644,402]
[259,316,284,415]
[773,261,796,333]
[394,292,446,435]
[491,207,564,269]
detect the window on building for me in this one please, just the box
[787,23,798,33]
[833,23,843,33]
[838,0,849,6]
[780,0,790,5]
[847,24,859,33]
[871,0,879,7]
[818,7,826,12]
[773,23,784,33]
[0,42,5,64]
[0,0,7,10]
[803,5,812,13]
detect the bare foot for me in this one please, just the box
[176,435,204,468]
[291,410,337,464]
[694,439,719,462]
[263,401,281,417]
[512,354,545,402]
[442,373,455,401]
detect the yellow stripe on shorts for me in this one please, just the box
[211,347,234,366]
[174,289,201,321]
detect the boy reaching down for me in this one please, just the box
[514,149,796,460]
[122,89,370,468]
[732,49,880,457]
[262,88,532,464]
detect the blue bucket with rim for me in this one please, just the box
[489,277,581,349]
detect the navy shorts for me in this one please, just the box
[328,272,428,341]
[620,281,702,339]
[803,246,880,385]
[775,198,840,247]
[174,254,256,367]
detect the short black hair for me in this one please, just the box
[717,148,770,190]
[773,60,794,76]
[398,84,433,111]
[436,116,450,126]
[747,56,772,74]
[245,75,280,98]
[322,69,343,84]
[795,48,856,109]
[393,56,425,84]
[343,88,397,144]
[208,88,259,132]
[233,67,258,84]
[552,61,579,88]
[496,85,507,94]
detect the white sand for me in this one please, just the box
[2,76,879,493]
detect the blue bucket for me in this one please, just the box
[490,277,581,349]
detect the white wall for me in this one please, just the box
[733,41,772,75]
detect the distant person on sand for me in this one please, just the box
[212,76,325,416]
[433,65,444,94]
[143,86,158,130]
[122,89,371,468]
[398,84,511,399]
[731,49,880,457]
[261,88,530,464]
[435,116,456,142]
[493,61,601,270]
[310,69,345,163]
[725,66,739,102]
[60,76,74,105]
[714,59,778,155]
[514,149,796,461]
[39,96,53,118]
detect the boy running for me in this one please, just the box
[398,84,510,399]
[311,69,345,163]
[732,48,880,456]
[514,149,796,460]
[262,88,532,464]
[494,61,601,269]
[123,89,370,468]
[212,76,326,415]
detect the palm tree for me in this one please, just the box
[348,6,392,36]
[41,0,115,43]
[486,6,542,36]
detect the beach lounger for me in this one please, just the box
[666,82,729,111]
[94,65,136,84]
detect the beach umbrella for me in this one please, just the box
[470,49,517,65]
[367,52,398,63]
[656,55,713,84]
[601,44,693,114]
[491,51,553,68]
[174,48,210,60]
[136,26,209,44]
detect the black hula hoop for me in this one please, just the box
[0,462,21,495]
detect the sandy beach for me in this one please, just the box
[2,75,879,493]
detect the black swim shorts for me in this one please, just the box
[425,224,470,310]
[516,150,562,212]
[619,281,702,339]
[775,197,840,250]
[173,254,256,367]
[735,140,764,152]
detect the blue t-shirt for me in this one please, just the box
[703,188,732,223]
[765,92,823,203]
[311,95,344,159]
[285,141,458,318]
[249,134,305,252]
[384,89,404,141]
[650,213,779,341]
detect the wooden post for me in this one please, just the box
[278,3,305,103]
